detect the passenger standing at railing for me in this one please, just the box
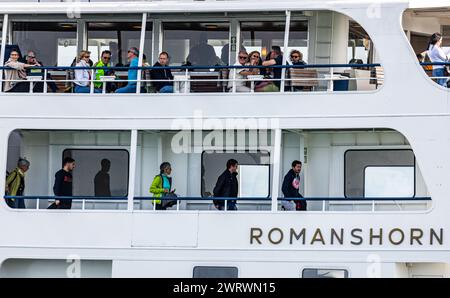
[3,50,39,93]
[74,50,101,93]
[427,33,450,87]
[5,158,30,209]
[150,52,174,93]
[281,160,307,211]
[48,157,75,210]
[115,47,140,93]
[150,162,177,210]
[213,159,239,211]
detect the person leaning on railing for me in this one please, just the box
[3,49,39,93]
[427,32,450,87]
[74,50,101,93]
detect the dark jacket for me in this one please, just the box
[150,62,174,92]
[282,169,303,198]
[213,170,238,206]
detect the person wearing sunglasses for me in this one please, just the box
[94,50,116,92]
[290,50,306,66]
[228,50,257,92]
[74,50,101,93]
[25,50,58,93]
[4,49,39,92]
[116,47,140,93]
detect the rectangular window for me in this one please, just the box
[63,149,129,197]
[364,166,415,197]
[201,151,270,198]
[302,268,349,278]
[193,266,238,278]
[162,22,229,66]
[344,149,415,198]
[87,21,152,66]
[12,21,77,66]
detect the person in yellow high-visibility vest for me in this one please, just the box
[94,50,116,91]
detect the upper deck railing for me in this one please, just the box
[0,63,385,95]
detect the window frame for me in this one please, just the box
[301,268,349,278]
[343,148,416,199]
[362,164,416,198]
[193,266,239,278]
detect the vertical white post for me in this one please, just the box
[137,13,147,94]
[0,14,9,93]
[128,130,138,211]
[329,67,334,92]
[90,69,95,94]
[280,10,291,93]
[43,69,48,94]
[271,129,282,212]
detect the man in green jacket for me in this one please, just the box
[5,158,30,209]
[94,50,116,91]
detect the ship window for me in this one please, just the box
[62,149,129,197]
[302,268,348,278]
[87,22,152,67]
[12,21,77,66]
[348,20,373,64]
[201,151,270,198]
[344,149,415,198]
[241,21,308,61]
[193,266,238,278]
[162,22,230,66]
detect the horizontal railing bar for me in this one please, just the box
[4,196,431,202]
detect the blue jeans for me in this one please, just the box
[159,85,174,93]
[116,84,137,93]
[75,85,101,93]
[432,68,447,87]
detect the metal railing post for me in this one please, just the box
[90,69,95,94]
[184,68,188,94]
[43,69,48,94]
[281,10,291,93]
[329,67,334,92]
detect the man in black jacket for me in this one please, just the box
[281,160,307,211]
[213,159,239,211]
[48,157,75,210]
[150,52,174,93]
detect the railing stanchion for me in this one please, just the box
[225,199,228,211]
[372,200,375,212]
[82,199,86,211]
[177,200,180,211]
[329,67,334,92]
[90,69,95,94]
[232,69,236,93]
[43,69,48,94]
[184,68,188,94]
[322,199,326,212]
[36,198,40,210]
[29,80,33,94]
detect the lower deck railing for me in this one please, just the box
[3,196,432,212]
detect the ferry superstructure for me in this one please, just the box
[0,0,449,278]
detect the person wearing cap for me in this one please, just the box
[5,158,30,209]
[116,47,140,93]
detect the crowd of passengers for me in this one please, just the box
[5,157,306,211]
[3,45,306,94]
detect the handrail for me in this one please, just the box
[4,195,431,201]
[0,63,382,71]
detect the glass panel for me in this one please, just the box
[302,269,348,278]
[193,266,238,278]
[241,21,287,60]
[63,149,129,197]
[88,22,151,66]
[344,150,415,198]
[238,165,270,198]
[12,21,77,66]
[364,166,415,197]
[162,22,229,66]
[201,151,270,198]
[288,19,309,63]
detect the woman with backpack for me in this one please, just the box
[5,158,30,209]
[150,162,177,210]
